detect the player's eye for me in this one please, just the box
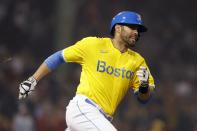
[125,24,139,30]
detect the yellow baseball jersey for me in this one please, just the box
[62,37,155,116]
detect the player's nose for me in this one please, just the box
[133,29,138,37]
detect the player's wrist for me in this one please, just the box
[139,81,149,94]
[27,76,37,88]
[28,76,37,84]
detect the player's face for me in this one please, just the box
[120,25,139,47]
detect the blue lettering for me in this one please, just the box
[122,68,126,78]
[96,60,133,79]
[106,66,114,74]
[114,68,120,77]
[126,71,133,79]
[97,60,105,72]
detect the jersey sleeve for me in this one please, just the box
[62,38,88,64]
[130,59,155,92]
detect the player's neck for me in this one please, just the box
[111,38,128,53]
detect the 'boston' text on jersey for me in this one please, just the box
[96,60,133,79]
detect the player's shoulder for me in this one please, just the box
[128,49,145,61]
[79,36,108,43]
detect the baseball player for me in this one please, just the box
[19,11,155,131]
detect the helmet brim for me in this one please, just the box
[125,24,148,33]
[110,23,148,36]
[138,25,148,33]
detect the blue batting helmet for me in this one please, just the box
[110,11,147,35]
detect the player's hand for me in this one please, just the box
[137,66,149,94]
[137,66,149,83]
[19,76,37,100]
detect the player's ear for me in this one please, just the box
[114,25,121,34]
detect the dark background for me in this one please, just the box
[0,0,196,131]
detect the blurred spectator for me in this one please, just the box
[12,103,35,131]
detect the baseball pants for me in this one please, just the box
[65,94,117,131]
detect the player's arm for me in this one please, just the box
[19,50,65,99]
[32,63,51,81]
[19,37,89,99]
[135,66,155,104]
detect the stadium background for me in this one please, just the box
[0,0,196,130]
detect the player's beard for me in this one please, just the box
[120,29,138,48]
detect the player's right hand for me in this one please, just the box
[19,76,37,100]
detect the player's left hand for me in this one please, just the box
[137,66,149,94]
[136,66,149,84]
[19,76,37,100]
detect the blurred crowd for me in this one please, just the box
[0,0,197,131]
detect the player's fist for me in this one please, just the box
[137,66,149,94]
[136,66,149,83]
[19,76,37,100]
